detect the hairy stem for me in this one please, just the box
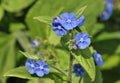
[79,78,82,83]
[68,53,73,83]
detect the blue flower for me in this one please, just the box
[99,0,113,20]
[93,52,104,66]
[35,60,50,77]
[25,59,35,74]
[52,17,67,36]
[73,64,85,77]
[60,12,77,30]
[75,32,91,49]
[52,25,67,36]
[32,40,39,47]
[52,17,61,26]
[77,16,85,27]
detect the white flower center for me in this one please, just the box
[96,58,99,61]
[31,64,34,68]
[66,19,71,23]
[80,38,84,42]
[77,68,80,72]
[103,11,107,16]
[39,66,44,70]
[57,26,62,30]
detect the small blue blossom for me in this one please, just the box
[52,17,61,26]
[25,59,35,74]
[52,25,67,36]
[32,40,39,47]
[73,64,85,77]
[60,12,77,30]
[99,0,113,20]
[93,52,104,66]
[35,60,50,77]
[75,32,91,49]
[77,16,85,27]
[52,17,67,36]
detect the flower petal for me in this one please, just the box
[36,70,44,77]
[77,16,85,27]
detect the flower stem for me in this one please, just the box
[67,32,74,83]
[67,53,73,83]
[75,27,82,32]
[79,77,82,83]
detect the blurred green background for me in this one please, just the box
[0,0,120,83]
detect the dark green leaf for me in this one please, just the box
[0,6,4,21]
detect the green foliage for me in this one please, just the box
[0,33,16,83]
[0,6,4,21]
[4,66,66,83]
[81,67,103,83]
[4,66,35,79]
[0,0,120,83]
[19,51,39,60]
[9,23,25,32]
[1,0,35,12]
[71,48,95,81]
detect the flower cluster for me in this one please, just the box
[52,12,85,36]
[25,59,50,77]
[99,0,113,20]
[73,64,85,77]
[51,12,104,78]
[52,12,91,49]
[93,52,104,66]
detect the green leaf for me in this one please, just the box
[9,23,25,32]
[33,16,53,26]
[4,66,36,79]
[44,72,66,83]
[0,6,4,21]
[93,32,120,42]
[115,80,120,83]
[76,5,87,18]
[14,31,35,53]
[55,49,69,70]
[80,26,88,32]
[19,51,39,60]
[89,23,104,36]
[26,0,104,39]
[48,30,61,45]
[81,67,103,83]
[101,54,120,70]
[4,66,66,83]
[27,79,39,83]
[1,0,35,12]
[71,48,96,81]
[0,33,16,83]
